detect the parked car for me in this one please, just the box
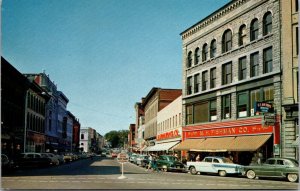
[156,155,186,172]
[111,152,118,158]
[141,155,150,168]
[55,154,65,164]
[13,153,53,168]
[63,153,74,162]
[136,155,147,166]
[242,157,299,182]
[1,154,13,170]
[41,153,60,165]
[129,153,138,163]
[187,156,243,177]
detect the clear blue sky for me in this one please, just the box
[2,0,229,136]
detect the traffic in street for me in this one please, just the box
[2,154,299,190]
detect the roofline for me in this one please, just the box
[180,0,234,36]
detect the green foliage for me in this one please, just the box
[104,130,129,148]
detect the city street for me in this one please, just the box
[1,156,299,190]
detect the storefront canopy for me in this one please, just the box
[174,134,271,152]
[147,141,180,152]
[173,139,205,151]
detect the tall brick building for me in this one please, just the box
[179,0,282,164]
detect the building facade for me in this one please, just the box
[179,0,281,164]
[80,128,90,152]
[142,87,182,148]
[281,0,299,159]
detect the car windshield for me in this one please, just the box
[222,157,234,163]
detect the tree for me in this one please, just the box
[104,130,129,148]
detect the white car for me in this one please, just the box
[187,156,242,177]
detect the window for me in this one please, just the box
[213,159,219,163]
[187,51,193,67]
[222,62,232,85]
[296,0,299,12]
[263,12,272,35]
[187,76,193,95]
[222,94,231,119]
[239,25,247,46]
[186,105,193,125]
[81,134,84,139]
[250,52,259,77]
[239,57,247,80]
[237,92,248,118]
[195,48,200,65]
[296,27,299,55]
[194,102,209,123]
[250,19,259,41]
[204,158,212,162]
[194,74,200,93]
[210,39,217,58]
[222,29,232,53]
[250,89,261,116]
[210,68,216,88]
[202,44,208,61]
[202,71,208,91]
[263,47,272,73]
[210,99,217,121]
[263,86,274,102]
[266,159,276,165]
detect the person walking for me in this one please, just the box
[146,154,153,171]
[152,154,160,172]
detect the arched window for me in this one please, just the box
[187,51,193,68]
[263,12,272,35]
[210,39,216,58]
[195,48,200,65]
[239,24,247,46]
[202,43,208,61]
[222,29,232,53]
[250,19,259,41]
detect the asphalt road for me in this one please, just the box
[1,156,299,190]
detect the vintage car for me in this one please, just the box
[242,157,299,182]
[136,155,148,166]
[13,153,53,168]
[156,155,186,172]
[187,156,242,177]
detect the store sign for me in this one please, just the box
[255,102,274,113]
[263,113,276,126]
[184,124,273,139]
[156,129,180,141]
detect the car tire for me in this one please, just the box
[219,170,227,177]
[287,173,298,182]
[189,166,197,175]
[246,170,256,179]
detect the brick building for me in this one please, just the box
[178,0,282,164]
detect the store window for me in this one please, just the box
[239,56,247,80]
[237,92,248,118]
[187,76,192,95]
[222,94,231,119]
[195,48,200,65]
[239,24,247,46]
[210,100,217,121]
[263,12,272,36]
[210,68,216,88]
[222,62,232,85]
[202,43,208,62]
[250,52,259,77]
[210,39,217,58]
[263,47,273,74]
[263,86,274,102]
[222,29,232,53]
[186,105,193,125]
[250,89,261,116]
[202,71,208,91]
[250,18,259,41]
[194,74,200,93]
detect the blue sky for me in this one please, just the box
[2,0,229,135]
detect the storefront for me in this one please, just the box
[175,117,280,165]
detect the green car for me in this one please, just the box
[242,157,299,182]
[156,155,186,172]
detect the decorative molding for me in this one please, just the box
[182,0,250,40]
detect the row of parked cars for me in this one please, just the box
[1,152,96,170]
[127,153,299,183]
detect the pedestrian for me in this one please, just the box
[196,154,200,162]
[152,155,159,172]
[146,154,153,171]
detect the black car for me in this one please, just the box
[1,154,14,171]
[13,153,53,168]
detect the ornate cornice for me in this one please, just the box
[181,0,250,40]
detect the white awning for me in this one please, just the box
[147,141,180,152]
